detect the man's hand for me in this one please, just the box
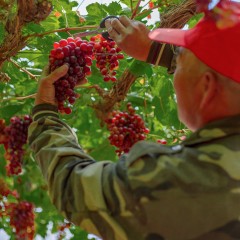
[35,64,69,106]
[105,16,153,61]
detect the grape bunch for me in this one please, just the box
[91,35,124,82]
[49,37,94,114]
[106,103,149,156]
[6,201,35,240]
[4,115,32,176]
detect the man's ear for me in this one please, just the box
[199,71,218,110]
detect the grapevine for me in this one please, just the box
[4,115,32,176]
[106,103,149,156]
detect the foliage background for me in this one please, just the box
[0,0,195,239]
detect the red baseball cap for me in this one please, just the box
[148,5,240,84]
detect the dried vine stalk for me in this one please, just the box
[93,0,197,124]
[0,72,10,83]
[93,71,137,124]
[0,0,52,68]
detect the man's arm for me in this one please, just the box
[29,106,239,240]
[28,102,183,239]
[105,16,176,73]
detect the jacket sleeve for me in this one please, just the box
[28,104,135,239]
[28,104,240,240]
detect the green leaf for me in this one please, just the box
[90,139,116,161]
[103,2,122,15]
[86,3,107,20]
[0,104,25,120]
[152,96,163,122]
[127,92,152,106]
[24,22,45,34]
[129,59,153,77]
[119,0,131,8]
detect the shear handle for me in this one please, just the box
[100,15,119,28]
[100,15,119,40]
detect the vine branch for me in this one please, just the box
[8,58,38,81]
[0,0,53,68]
[25,25,98,40]
[131,0,143,19]
[1,93,37,102]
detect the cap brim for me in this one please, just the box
[148,28,187,46]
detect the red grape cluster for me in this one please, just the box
[106,103,149,156]
[4,115,32,176]
[6,201,35,240]
[49,37,94,114]
[91,35,124,82]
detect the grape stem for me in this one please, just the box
[131,0,143,19]
[76,84,106,98]
[8,58,38,81]
[24,25,98,40]
[1,93,37,102]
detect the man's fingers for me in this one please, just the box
[118,15,132,28]
[110,18,127,35]
[41,64,50,78]
[105,19,112,29]
[105,19,120,40]
[43,64,69,84]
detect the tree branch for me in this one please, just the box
[8,58,38,81]
[24,25,98,40]
[1,93,36,102]
[131,0,143,19]
[0,0,53,68]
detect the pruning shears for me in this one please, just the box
[74,15,119,41]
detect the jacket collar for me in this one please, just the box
[183,114,240,146]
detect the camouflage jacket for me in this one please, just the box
[28,104,240,240]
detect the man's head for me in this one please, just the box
[173,48,240,131]
[148,3,240,131]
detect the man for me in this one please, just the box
[28,3,240,240]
